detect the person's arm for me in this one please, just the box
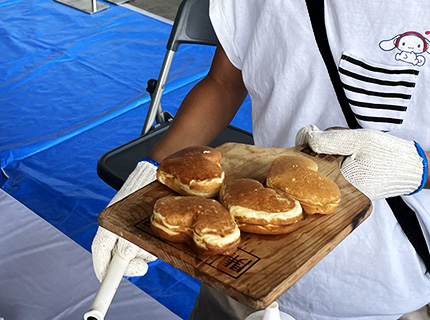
[91,46,246,289]
[148,45,248,162]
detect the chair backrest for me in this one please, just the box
[167,0,218,52]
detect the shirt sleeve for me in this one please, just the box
[209,0,243,70]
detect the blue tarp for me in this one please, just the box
[2,83,203,318]
[0,0,251,318]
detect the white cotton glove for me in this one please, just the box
[92,159,159,282]
[296,125,428,200]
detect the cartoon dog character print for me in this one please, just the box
[379,31,430,66]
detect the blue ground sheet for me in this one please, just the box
[0,0,252,318]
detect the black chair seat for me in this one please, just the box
[97,123,253,191]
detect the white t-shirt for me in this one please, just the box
[206,1,430,319]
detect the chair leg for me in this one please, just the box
[142,49,176,135]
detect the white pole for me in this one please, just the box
[83,253,130,320]
[91,0,97,13]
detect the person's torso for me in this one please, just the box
[211,0,430,149]
[209,1,430,318]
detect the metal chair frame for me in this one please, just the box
[97,0,253,191]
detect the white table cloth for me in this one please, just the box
[0,189,181,320]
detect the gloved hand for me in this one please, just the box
[296,125,428,200]
[92,159,159,282]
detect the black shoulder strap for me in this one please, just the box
[305,0,360,130]
[386,197,430,272]
[305,0,430,272]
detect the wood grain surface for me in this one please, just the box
[98,143,372,309]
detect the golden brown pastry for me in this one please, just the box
[219,178,303,235]
[266,156,340,214]
[157,146,225,198]
[269,155,319,172]
[151,196,240,255]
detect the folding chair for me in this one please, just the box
[97,0,254,191]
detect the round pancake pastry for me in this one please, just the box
[219,178,303,235]
[151,196,240,255]
[157,146,225,198]
[266,156,341,215]
[269,155,319,172]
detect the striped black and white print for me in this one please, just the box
[338,53,419,132]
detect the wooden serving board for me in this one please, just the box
[98,143,372,309]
